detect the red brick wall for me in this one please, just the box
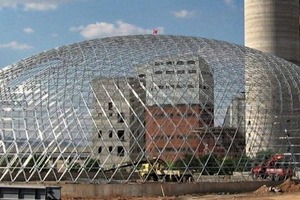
[145,104,214,161]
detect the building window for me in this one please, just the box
[108,102,113,110]
[98,130,102,138]
[177,61,184,65]
[117,146,125,156]
[117,130,125,141]
[109,130,113,138]
[98,147,102,153]
[166,70,175,74]
[188,69,197,74]
[117,112,125,123]
[154,71,162,75]
[187,60,195,65]
[166,61,173,65]
[177,70,185,74]
[109,146,113,153]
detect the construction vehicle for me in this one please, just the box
[104,157,193,182]
[251,154,295,181]
[137,158,193,182]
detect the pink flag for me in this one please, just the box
[152,29,158,35]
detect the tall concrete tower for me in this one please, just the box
[245,0,300,65]
[245,0,300,157]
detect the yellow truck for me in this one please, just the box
[103,157,193,182]
[137,158,193,182]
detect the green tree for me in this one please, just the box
[234,155,252,172]
[219,157,235,175]
[173,154,202,171]
[199,154,220,175]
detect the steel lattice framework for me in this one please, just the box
[0,35,299,183]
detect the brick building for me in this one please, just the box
[137,55,214,161]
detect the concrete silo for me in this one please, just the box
[245,0,300,157]
[245,0,300,65]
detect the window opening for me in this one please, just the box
[166,70,175,74]
[177,70,185,74]
[117,112,125,123]
[117,146,125,156]
[188,69,197,74]
[117,130,125,141]
[98,130,102,138]
[177,61,184,65]
[109,130,113,138]
[108,102,113,110]
[187,60,195,65]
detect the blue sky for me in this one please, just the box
[0,0,244,68]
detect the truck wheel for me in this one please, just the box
[270,174,275,181]
[274,174,281,181]
[252,174,258,179]
[148,175,155,181]
[152,175,159,181]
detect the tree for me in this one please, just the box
[199,154,220,175]
[234,155,252,172]
[173,154,202,171]
[219,157,235,175]
[254,149,275,165]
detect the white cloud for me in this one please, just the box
[224,0,235,7]
[0,41,33,50]
[70,21,164,39]
[171,10,195,19]
[23,27,34,34]
[0,0,73,11]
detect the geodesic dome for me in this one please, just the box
[0,35,299,183]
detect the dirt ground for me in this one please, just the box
[62,192,300,200]
[62,179,300,200]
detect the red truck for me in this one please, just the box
[251,154,295,181]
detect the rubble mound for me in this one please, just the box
[278,178,300,192]
[253,185,269,195]
[254,179,300,195]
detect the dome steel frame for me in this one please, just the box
[0,35,299,183]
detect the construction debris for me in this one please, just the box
[254,178,300,195]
